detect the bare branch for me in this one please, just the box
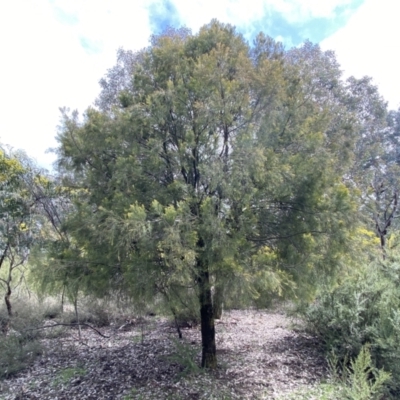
[23,322,111,338]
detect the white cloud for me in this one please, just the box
[51,0,152,55]
[321,0,400,109]
[168,0,355,30]
[271,0,355,21]
[167,0,267,31]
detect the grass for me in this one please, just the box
[52,366,87,386]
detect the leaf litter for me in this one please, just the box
[0,309,327,399]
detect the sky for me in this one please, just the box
[0,0,399,171]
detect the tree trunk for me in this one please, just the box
[0,245,12,331]
[5,284,12,318]
[213,284,224,320]
[73,296,82,340]
[198,267,217,369]
[2,285,12,334]
[61,285,66,313]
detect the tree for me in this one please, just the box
[0,148,48,331]
[345,77,400,254]
[55,21,357,368]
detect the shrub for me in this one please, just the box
[42,303,63,320]
[166,337,202,378]
[59,297,112,327]
[329,345,391,400]
[300,255,400,394]
[0,333,42,378]
[0,297,45,339]
[279,345,390,400]
[0,297,46,378]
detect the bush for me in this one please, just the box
[0,297,45,339]
[278,345,391,400]
[329,344,391,400]
[299,256,400,394]
[0,296,46,378]
[42,303,63,320]
[68,307,110,328]
[58,297,113,327]
[0,334,43,378]
[166,337,202,378]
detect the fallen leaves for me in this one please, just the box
[0,310,327,399]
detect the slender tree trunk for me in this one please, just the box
[73,296,81,340]
[2,284,13,334]
[198,266,217,369]
[0,244,11,333]
[170,306,183,339]
[5,284,12,318]
[213,284,224,320]
[61,285,66,313]
[374,190,398,259]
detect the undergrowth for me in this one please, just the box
[298,250,400,396]
[279,345,390,400]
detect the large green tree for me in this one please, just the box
[55,21,357,368]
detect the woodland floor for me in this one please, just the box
[0,309,328,399]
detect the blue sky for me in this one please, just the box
[0,0,398,170]
[147,0,364,48]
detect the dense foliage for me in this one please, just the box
[302,245,400,394]
[52,21,360,368]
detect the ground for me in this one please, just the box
[0,309,328,399]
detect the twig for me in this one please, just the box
[23,322,111,338]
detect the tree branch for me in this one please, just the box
[23,322,110,338]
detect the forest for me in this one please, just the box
[1,20,400,399]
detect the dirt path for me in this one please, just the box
[0,310,327,399]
